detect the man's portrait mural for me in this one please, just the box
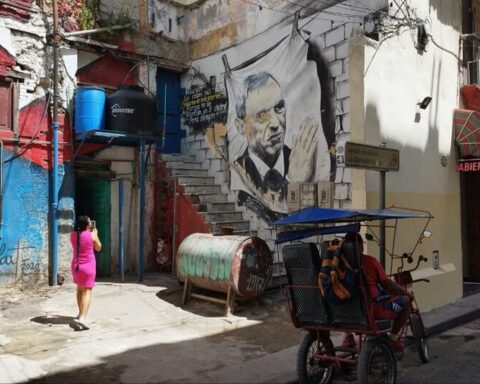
[223,25,336,224]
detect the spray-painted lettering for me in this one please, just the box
[0,243,14,266]
[20,256,41,275]
[246,265,273,294]
[184,250,229,280]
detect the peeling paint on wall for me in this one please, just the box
[0,149,49,284]
[190,23,239,60]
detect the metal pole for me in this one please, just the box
[138,138,145,282]
[118,179,124,282]
[380,170,386,268]
[171,181,177,276]
[51,0,60,286]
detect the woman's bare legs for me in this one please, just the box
[76,285,82,318]
[80,287,92,319]
[75,285,92,328]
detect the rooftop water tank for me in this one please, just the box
[74,86,106,133]
[106,85,158,135]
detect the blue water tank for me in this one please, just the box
[74,86,106,133]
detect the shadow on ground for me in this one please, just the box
[27,315,302,384]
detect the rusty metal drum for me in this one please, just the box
[176,233,273,297]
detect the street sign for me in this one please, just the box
[344,141,399,171]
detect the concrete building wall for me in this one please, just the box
[0,2,74,286]
[350,0,463,310]
[180,0,464,310]
[181,1,387,274]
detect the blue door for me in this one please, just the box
[156,70,184,154]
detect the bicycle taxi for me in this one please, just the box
[273,206,433,384]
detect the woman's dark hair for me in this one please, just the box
[344,232,363,244]
[75,216,90,233]
[74,215,90,272]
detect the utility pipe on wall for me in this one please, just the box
[138,138,146,282]
[118,179,125,282]
[50,0,60,286]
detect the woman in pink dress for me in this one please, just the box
[70,215,102,329]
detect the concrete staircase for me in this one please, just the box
[161,153,252,235]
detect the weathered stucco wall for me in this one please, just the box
[179,0,464,310]
[185,0,361,60]
[181,1,387,275]
[0,2,74,286]
[357,0,463,310]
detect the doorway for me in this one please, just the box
[75,177,111,277]
[156,69,183,153]
[463,171,480,282]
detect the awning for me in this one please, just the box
[454,109,480,158]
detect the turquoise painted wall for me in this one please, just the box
[1,150,50,284]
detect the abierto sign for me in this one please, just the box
[344,142,400,171]
[457,159,480,172]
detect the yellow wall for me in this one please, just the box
[348,0,463,312]
[366,191,462,311]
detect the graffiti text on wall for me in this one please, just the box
[0,240,41,280]
[183,86,228,132]
[0,243,14,266]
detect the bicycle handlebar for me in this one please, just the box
[397,254,428,274]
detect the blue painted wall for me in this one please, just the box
[0,149,49,283]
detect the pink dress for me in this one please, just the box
[70,231,96,288]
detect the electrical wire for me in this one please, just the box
[428,33,462,62]
[281,0,372,18]
[5,92,52,164]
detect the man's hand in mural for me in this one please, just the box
[288,116,318,183]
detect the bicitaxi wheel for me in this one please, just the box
[357,336,397,384]
[410,312,429,363]
[297,331,335,384]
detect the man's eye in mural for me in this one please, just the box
[256,100,286,123]
[274,100,286,115]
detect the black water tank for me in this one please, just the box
[106,85,158,135]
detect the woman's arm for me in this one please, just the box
[91,228,102,252]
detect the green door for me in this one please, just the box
[75,178,111,277]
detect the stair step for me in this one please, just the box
[165,160,204,169]
[177,176,215,185]
[205,211,244,222]
[161,154,197,162]
[190,193,229,204]
[170,168,209,177]
[209,220,250,232]
[184,184,222,194]
[212,229,257,236]
[197,202,236,212]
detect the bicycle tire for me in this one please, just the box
[297,332,335,384]
[357,336,397,384]
[410,312,429,363]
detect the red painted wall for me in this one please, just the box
[0,46,16,76]
[152,160,211,272]
[0,95,72,170]
[76,55,137,88]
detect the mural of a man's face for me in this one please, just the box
[236,77,286,167]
